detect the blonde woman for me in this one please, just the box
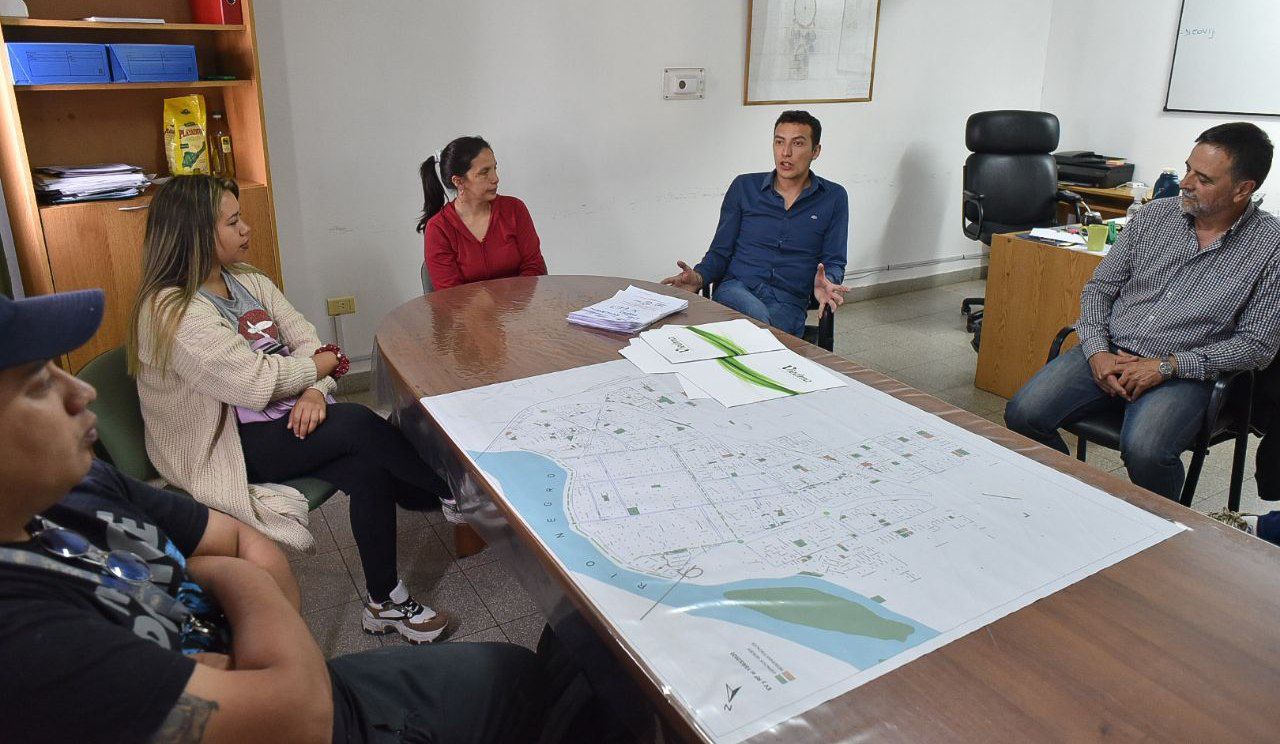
[130,175,453,643]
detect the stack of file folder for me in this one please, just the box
[567,285,689,333]
[34,164,150,204]
[620,318,846,407]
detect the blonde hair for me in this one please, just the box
[128,175,256,374]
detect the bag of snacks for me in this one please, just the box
[163,94,210,175]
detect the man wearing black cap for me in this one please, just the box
[0,290,542,742]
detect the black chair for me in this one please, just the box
[961,110,1086,344]
[699,283,834,352]
[1047,327,1255,510]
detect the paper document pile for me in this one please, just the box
[621,318,845,407]
[566,285,689,333]
[1028,227,1085,245]
[34,164,151,205]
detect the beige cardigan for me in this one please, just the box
[136,271,337,552]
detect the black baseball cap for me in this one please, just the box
[0,289,104,370]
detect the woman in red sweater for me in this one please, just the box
[417,136,547,290]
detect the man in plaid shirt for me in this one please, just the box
[1006,123,1280,500]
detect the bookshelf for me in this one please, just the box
[0,0,281,371]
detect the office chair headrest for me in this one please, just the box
[966,110,1060,154]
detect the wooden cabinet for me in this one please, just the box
[974,233,1103,399]
[38,182,278,370]
[0,0,281,371]
[40,196,150,371]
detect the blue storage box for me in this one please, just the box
[7,43,110,85]
[107,44,198,83]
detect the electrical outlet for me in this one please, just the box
[326,295,357,316]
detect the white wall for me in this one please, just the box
[254,1,1054,359]
[1042,0,1280,197]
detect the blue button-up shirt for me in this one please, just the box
[694,171,849,305]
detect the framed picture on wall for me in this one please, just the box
[745,0,883,105]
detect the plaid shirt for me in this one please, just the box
[1077,196,1280,380]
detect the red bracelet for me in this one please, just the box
[316,344,350,380]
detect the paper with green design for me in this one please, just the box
[639,319,785,363]
[676,348,846,407]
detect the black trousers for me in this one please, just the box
[238,403,449,600]
[1258,418,1278,502]
[329,642,544,743]
[1256,373,1280,502]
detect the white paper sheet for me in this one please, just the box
[1029,227,1086,245]
[678,375,711,399]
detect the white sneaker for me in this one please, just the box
[362,581,450,643]
[440,496,467,525]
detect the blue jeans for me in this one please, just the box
[1004,345,1212,501]
[711,279,807,337]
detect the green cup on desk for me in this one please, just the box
[1086,224,1109,252]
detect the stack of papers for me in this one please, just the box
[1028,227,1085,245]
[567,285,688,333]
[620,318,846,407]
[34,164,151,205]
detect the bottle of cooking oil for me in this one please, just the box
[208,112,236,179]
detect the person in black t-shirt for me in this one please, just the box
[0,289,542,742]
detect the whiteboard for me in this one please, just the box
[1166,0,1280,116]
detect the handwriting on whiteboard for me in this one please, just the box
[1181,27,1216,39]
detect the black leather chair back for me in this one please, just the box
[963,110,1061,243]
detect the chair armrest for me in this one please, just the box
[1047,326,1077,363]
[818,302,835,339]
[1205,369,1254,433]
[962,189,984,241]
[1055,190,1085,225]
[700,282,712,299]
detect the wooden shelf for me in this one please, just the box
[0,0,281,372]
[15,79,252,92]
[36,179,268,214]
[0,17,243,31]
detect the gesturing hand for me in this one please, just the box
[660,260,704,294]
[813,263,851,315]
[287,388,328,440]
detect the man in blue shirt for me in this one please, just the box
[662,110,851,336]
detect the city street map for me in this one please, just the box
[422,360,1182,742]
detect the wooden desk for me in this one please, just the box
[975,233,1103,399]
[376,275,1280,742]
[1057,182,1144,222]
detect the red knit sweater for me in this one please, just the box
[423,195,547,290]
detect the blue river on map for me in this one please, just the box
[473,449,939,669]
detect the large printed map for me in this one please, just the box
[423,360,1182,742]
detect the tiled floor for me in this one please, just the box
[308,278,1265,657]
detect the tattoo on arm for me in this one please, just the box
[149,692,219,743]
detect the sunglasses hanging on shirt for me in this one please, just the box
[33,517,152,583]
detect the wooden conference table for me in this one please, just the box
[375,275,1280,742]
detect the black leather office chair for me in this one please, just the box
[700,284,834,352]
[961,111,1085,346]
[1047,328,1255,511]
[420,262,434,294]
